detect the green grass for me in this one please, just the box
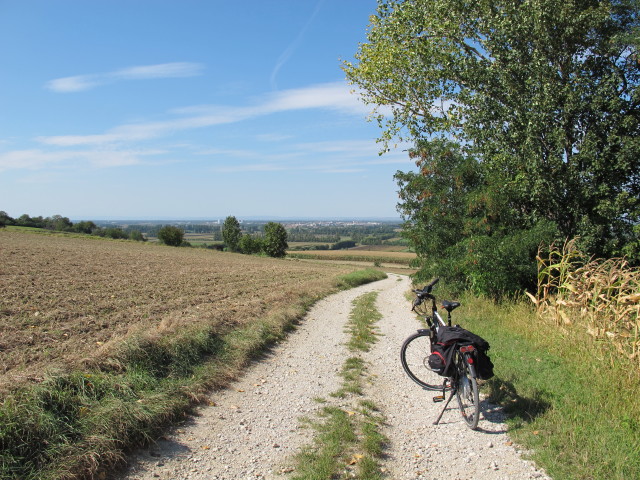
[458,295,640,480]
[292,291,387,480]
[292,407,358,480]
[0,269,386,480]
[347,291,382,352]
[335,269,387,289]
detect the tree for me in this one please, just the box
[129,230,146,242]
[263,222,288,258]
[157,226,184,246]
[47,215,73,232]
[344,0,640,278]
[238,234,263,255]
[73,221,97,234]
[222,216,242,252]
[0,211,13,228]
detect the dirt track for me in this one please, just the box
[117,274,550,479]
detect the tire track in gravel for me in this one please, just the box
[363,274,550,480]
[116,274,550,480]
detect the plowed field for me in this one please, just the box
[0,230,356,391]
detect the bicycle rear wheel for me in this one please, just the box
[455,353,480,429]
[400,332,445,391]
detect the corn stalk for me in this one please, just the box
[531,239,640,365]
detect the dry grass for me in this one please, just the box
[0,230,358,391]
[528,238,640,366]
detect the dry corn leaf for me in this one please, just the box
[524,291,538,305]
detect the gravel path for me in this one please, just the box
[117,274,550,480]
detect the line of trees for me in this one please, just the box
[344,0,640,297]
[2,211,288,258]
[0,212,146,241]
[221,216,288,258]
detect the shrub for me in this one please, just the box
[128,230,146,242]
[238,234,262,255]
[332,240,356,250]
[103,228,129,240]
[157,226,184,247]
[413,220,558,298]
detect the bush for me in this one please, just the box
[413,220,558,298]
[332,240,356,250]
[238,234,262,255]
[73,221,97,235]
[157,226,184,247]
[128,230,146,242]
[103,228,129,240]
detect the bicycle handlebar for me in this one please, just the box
[411,278,439,311]
[414,278,439,297]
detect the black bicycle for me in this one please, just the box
[400,278,481,429]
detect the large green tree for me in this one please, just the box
[344,0,640,266]
[263,222,288,258]
[222,216,242,252]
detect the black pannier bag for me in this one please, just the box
[429,326,494,380]
[428,342,456,376]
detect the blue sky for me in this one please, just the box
[0,0,410,220]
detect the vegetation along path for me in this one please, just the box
[118,274,549,479]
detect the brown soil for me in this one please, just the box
[0,230,355,390]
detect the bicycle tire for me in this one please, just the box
[400,332,446,391]
[455,353,480,429]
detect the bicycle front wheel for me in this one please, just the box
[400,332,445,391]
[455,353,480,429]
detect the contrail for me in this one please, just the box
[270,0,326,90]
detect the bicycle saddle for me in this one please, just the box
[441,300,461,312]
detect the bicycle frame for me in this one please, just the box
[405,279,481,429]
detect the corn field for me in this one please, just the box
[528,239,640,365]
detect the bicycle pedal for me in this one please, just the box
[432,395,445,403]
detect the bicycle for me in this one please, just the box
[400,278,481,429]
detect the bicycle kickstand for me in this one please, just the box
[433,388,456,425]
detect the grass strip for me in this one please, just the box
[346,291,383,352]
[287,252,413,266]
[0,269,386,480]
[335,269,387,289]
[458,295,640,480]
[292,291,387,480]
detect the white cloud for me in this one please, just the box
[0,148,164,171]
[45,62,204,93]
[263,82,370,116]
[46,76,102,93]
[38,82,372,146]
[114,62,203,80]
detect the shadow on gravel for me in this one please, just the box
[422,379,551,435]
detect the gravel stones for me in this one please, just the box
[117,274,550,480]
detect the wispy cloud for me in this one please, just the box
[45,62,204,93]
[37,82,370,146]
[204,139,408,174]
[0,148,164,172]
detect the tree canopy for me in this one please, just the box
[345,0,640,294]
[157,226,184,247]
[263,222,288,258]
[222,216,242,252]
